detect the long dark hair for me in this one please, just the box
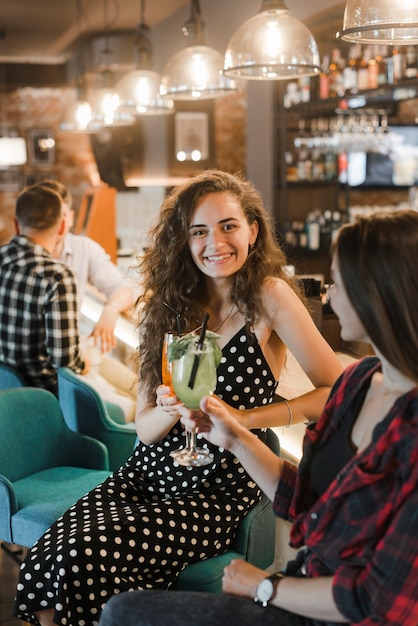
[135,169,301,402]
[333,210,418,383]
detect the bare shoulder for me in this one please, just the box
[260,277,304,317]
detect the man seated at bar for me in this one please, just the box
[0,184,87,395]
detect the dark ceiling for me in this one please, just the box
[0,0,190,64]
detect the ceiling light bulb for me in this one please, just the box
[60,100,92,132]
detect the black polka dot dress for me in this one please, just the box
[14,327,278,626]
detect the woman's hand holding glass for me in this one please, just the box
[179,394,242,453]
[160,331,190,456]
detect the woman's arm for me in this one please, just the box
[181,394,285,501]
[223,559,347,623]
[135,384,183,445]
[237,279,343,429]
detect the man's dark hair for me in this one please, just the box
[16,184,62,230]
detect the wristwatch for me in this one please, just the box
[254,572,284,607]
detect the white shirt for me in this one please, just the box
[59,233,133,309]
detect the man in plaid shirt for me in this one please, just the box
[0,184,86,395]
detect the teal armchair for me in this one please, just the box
[0,387,111,560]
[175,428,280,592]
[57,367,137,471]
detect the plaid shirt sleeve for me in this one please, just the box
[44,266,85,373]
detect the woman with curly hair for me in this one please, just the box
[14,169,342,626]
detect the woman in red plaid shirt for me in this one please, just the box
[99,209,418,626]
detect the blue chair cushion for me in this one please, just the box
[10,467,111,546]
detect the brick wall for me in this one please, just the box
[0,85,247,246]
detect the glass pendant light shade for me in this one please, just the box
[88,80,136,128]
[161,0,236,100]
[161,45,236,99]
[337,0,418,44]
[224,0,320,79]
[116,69,173,115]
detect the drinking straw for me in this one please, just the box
[163,301,182,335]
[188,312,209,389]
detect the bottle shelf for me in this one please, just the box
[277,78,418,118]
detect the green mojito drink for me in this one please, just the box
[168,329,221,467]
[172,344,217,409]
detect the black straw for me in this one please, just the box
[163,301,182,335]
[188,312,209,389]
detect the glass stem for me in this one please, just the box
[185,430,192,450]
[188,430,198,456]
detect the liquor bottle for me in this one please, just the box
[391,47,404,83]
[343,44,360,93]
[368,45,379,89]
[319,54,330,99]
[357,46,370,90]
[311,146,325,181]
[306,211,321,250]
[405,45,418,79]
[377,45,388,85]
[328,49,344,97]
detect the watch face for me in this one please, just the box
[256,578,274,603]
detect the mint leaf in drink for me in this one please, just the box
[167,330,222,367]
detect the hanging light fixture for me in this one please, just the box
[86,1,136,130]
[60,0,93,132]
[337,0,418,44]
[60,63,93,132]
[87,57,136,129]
[161,0,236,100]
[115,0,173,116]
[223,0,321,80]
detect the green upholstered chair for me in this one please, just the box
[175,428,281,593]
[0,387,110,562]
[0,362,27,389]
[57,367,137,471]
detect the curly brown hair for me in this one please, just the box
[135,169,301,403]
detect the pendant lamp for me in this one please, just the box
[224,0,321,80]
[161,0,236,100]
[60,82,92,132]
[87,69,135,130]
[337,0,418,44]
[60,0,94,132]
[115,0,173,115]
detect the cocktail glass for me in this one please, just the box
[171,337,217,467]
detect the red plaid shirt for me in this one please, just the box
[274,357,418,626]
